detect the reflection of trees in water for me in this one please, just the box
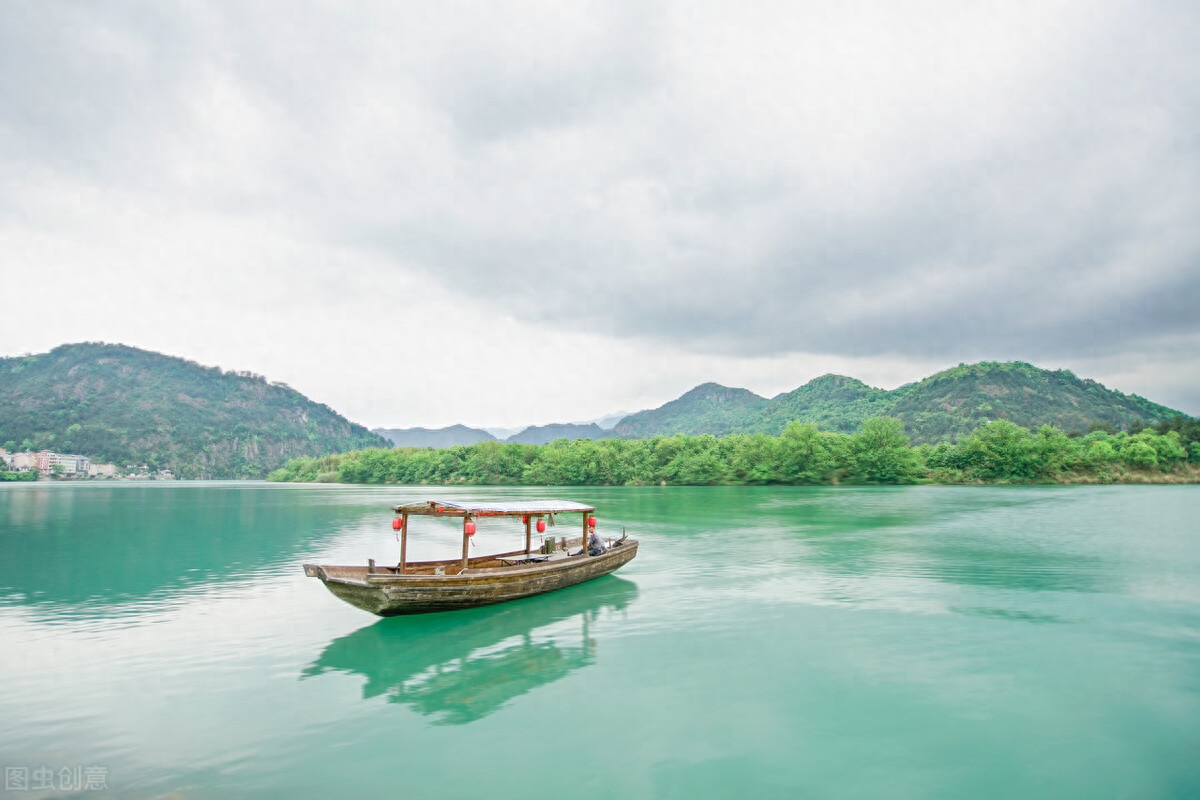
[304,577,637,725]
[610,487,1111,595]
[0,485,363,609]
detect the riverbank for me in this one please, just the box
[269,418,1199,486]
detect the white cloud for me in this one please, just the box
[2,0,1198,422]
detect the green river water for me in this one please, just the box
[1,483,1198,798]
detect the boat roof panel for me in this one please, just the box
[394,499,596,517]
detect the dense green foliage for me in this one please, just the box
[270,416,1200,486]
[614,362,1185,443]
[886,362,1183,442]
[756,375,891,434]
[6,345,1189,485]
[0,343,387,479]
[0,464,37,481]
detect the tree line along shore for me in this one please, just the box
[268,417,1200,486]
[5,348,1188,480]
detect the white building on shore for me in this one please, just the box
[3,450,118,478]
[37,450,90,476]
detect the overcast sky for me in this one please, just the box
[3,0,1198,427]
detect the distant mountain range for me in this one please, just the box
[372,424,498,448]
[614,362,1184,443]
[3,347,1188,475]
[0,343,386,478]
[374,422,618,447]
[379,361,1186,448]
[500,422,617,444]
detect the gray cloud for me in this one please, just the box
[3,0,1198,370]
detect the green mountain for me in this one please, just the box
[614,383,768,437]
[756,375,892,434]
[879,362,1184,441]
[613,362,1186,444]
[0,343,387,478]
[505,422,617,445]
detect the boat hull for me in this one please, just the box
[304,539,638,616]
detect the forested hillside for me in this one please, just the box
[755,375,891,434]
[614,383,768,437]
[881,362,1182,441]
[617,362,1184,443]
[0,343,386,478]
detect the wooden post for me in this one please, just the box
[399,511,408,573]
[582,513,588,556]
[525,516,532,557]
[461,515,471,572]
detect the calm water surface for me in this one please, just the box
[1,483,1198,798]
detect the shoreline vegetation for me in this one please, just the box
[5,349,1188,480]
[268,418,1200,486]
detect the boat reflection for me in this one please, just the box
[0,484,363,613]
[303,576,637,724]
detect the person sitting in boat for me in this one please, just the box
[587,526,606,556]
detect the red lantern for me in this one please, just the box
[536,519,547,533]
[391,517,403,531]
[588,516,597,528]
[522,515,529,524]
[464,520,476,536]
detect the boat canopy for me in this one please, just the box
[393,499,595,518]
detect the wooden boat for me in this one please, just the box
[303,499,638,616]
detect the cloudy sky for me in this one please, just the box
[3,0,1198,427]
